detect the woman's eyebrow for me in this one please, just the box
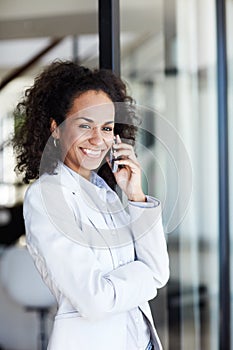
[74,117,114,124]
[74,117,94,123]
[104,120,115,125]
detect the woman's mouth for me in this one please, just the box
[80,147,103,158]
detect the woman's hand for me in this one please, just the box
[107,135,146,202]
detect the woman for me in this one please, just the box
[13,61,169,350]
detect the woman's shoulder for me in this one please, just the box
[25,172,55,193]
[24,170,65,210]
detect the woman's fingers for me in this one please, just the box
[113,142,132,151]
[113,148,136,160]
[114,158,140,173]
[113,139,136,161]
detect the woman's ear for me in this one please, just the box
[50,119,60,139]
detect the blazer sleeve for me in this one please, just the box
[24,181,169,321]
[128,198,170,288]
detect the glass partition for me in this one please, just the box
[0,1,227,348]
[0,10,100,350]
[121,1,219,349]
[226,1,233,348]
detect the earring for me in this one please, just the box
[53,138,58,148]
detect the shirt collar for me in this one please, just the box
[90,171,112,191]
[61,163,116,202]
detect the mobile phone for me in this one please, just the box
[109,137,119,173]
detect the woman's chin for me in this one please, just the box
[81,158,106,171]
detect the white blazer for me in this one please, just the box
[23,163,169,350]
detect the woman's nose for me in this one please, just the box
[89,127,104,145]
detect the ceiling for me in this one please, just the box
[0,0,162,39]
[0,0,164,77]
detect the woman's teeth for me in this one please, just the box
[82,148,102,157]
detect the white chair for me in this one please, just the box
[0,241,56,350]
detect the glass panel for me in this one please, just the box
[0,7,100,350]
[0,31,100,207]
[226,1,233,349]
[121,0,219,349]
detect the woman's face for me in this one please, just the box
[56,90,115,179]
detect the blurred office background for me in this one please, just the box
[0,0,232,349]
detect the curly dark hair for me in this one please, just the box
[12,60,138,189]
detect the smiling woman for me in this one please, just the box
[51,90,115,179]
[12,60,137,189]
[12,60,169,350]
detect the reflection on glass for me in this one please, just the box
[0,33,101,350]
[121,0,218,349]
[227,0,233,346]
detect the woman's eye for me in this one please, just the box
[102,126,113,132]
[79,124,91,129]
